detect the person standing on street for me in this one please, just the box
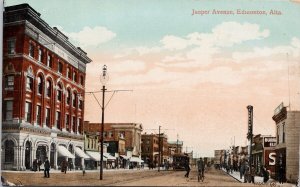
[239,159,245,180]
[44,157,50,178]
[184,159,191,178]
[250,165,255,183]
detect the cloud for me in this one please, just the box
[160,22,269,50]
[109,60,146,73]
[66,26,116,47]
[232,37,300,62]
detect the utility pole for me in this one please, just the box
[145,126,174,172]
[247,105,253,177]
[90,65,132,180]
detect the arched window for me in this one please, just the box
[72,92,76,107]
[46,80,51,97]
[37,76,43,95]
[57,84,62,102]
[66,89,71,105]
[5,140,14,163]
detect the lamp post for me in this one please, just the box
[100,65,108,180]
[247,105,253,177]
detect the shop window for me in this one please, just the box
[5,140,14,163]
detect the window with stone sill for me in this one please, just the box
[45,108,51,127]
[4,100,13,121]
[37,76,43,95]
[38,48,43,62]
[26,76,33,91]
[5,75,14,89]
[36,105,41,126]
[29,43,34,58]
[25,102,32,123]
[47,55,53,68]
[8,39,16,54]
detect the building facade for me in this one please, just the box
[83,122,143,168]
[141,133,169,167]
[272,104,300,183]
[2,4,91,170]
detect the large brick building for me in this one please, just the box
[2,4,91,170]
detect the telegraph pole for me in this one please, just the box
[158,125,161,172]
[247,105,253,176]
[145,126,174,172]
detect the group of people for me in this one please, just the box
[239,159,269,183]
[184,158,206,180]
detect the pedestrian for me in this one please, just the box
[61,159,67,174]
[37,159,42,171]
[278,165,284,184]
[261,165,269,183]
[239,159,245,179]
[250,165,255,183]
[32,159,37,172]
[184,160,190,178]
[244,161,250,183]
[44,157,50,178]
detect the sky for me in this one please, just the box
[6,0,300,157]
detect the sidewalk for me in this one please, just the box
[221,168,296,187]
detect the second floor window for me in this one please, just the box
[26,76,33,91]
[67,68,71,79]
[66,90,71,105]
[45,108,50,127]
[8,39,16,54]
[58,61,63,74]
[38,48,43,62]
[72,93,76,107]
[37,76,43,95]
[56,111,61,129]
[47,55,52,68]
[73,71,77,82]
[46,80,51,97]
[36,105,41,126]
[25,102,32,122]
[4,100,13,121]
[5,75,14,89]
[29,43,34,58]
[282,123,285,143]
[79,100,83,110]
[66,114,70,131]
[57,84,62,102]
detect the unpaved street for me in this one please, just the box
[2,167,263,186]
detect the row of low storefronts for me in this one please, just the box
[217,103,300,183]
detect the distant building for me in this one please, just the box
[2,4,91,170]
[141,133,168,167]
[168,140,183,155]
[83,122,143,168]
[272,103,300,183]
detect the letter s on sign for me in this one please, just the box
[269,153,276,166]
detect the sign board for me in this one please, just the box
[264,150,276,173]
[263,137,276,147]
[274,102,284,115]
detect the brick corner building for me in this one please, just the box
[2,4,92,170]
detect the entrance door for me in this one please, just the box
[25,141,31,169]
[36,145,47,163]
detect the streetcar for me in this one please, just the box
[172,153,189,170]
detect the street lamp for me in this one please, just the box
[100,65,108,180]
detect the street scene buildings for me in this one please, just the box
[1,1,300,186]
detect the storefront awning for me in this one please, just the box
[120,155,130,160]
[130,157,144,163]
[57,146,75,158]
[86,151,107,161]
[104,153,116,160]
[74,147,89,159]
